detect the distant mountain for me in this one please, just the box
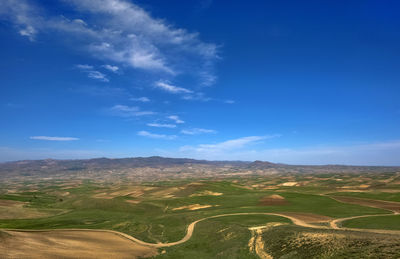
[0,156,399,180]
[0,156,247,170]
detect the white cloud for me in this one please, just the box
[75,64,93,70]
[0,0,219,83]
[137,130,176,140]
[147,123,176,128]
[110,105,156,117]
[131,97,150,102]
[181,92,212,102]
[181,136,273,154]
[155,81,193,94]
[102,64,119,72]
[30,136,79,141]
[75,64,109,82]
[181,128,216,135]
[19,25,36,41]
[87,70,109,82]
[154,81,212,102]
[167,115,184,124]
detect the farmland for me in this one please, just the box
[0,158,400,258]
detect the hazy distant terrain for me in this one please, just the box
[1,156,399,181]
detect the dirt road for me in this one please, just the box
[3,196,400,249]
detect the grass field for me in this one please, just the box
[342,214,400,230]
[1,173,399,258]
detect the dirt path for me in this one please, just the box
[249,223,284,259]
[2,212,325,248]
[3,209,400,249]
[329,212,400,235]
[325,195,400,235]
[0,211,349,249]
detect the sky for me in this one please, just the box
[1,0,400,165]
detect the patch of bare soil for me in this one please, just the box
[0,200,55,219]
[279,212,332,223]
[190,190,223,197]
[0,200,23,207]
[0,230,158,259]
[339,185,370,190]
[280,182,298,187]
[259,194,288,206]
[332,196,400,213]
[334,189,370,193]
[93,187,146,199]
[172,204,216,211]
[125,199,141,205]
[149,187,182,199]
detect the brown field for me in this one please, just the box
[279,212,332,223]
[331,196,400,213]
[0,230,157,259]
[92,186,149,199]
[172,204,216,211]
[190,190,223,197]
[0,200,59,219]
[259,194,288,206]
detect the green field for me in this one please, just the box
[342,214,400,230]
[1,173,400,258]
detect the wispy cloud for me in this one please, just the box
[181,128,217,135]
[87,70,109,82]
[181,136,274,153]
[0,0,219,84]
[181,92,212,102]
[75,64,93,70]
[76,64,109,82]
[147,123,176,128]
[30,136,79,141]
[110,105,156,117]
[167,115,184,124]
[154,81,214,102]
[155,81,193,94]
[224,100,235,104]
[137,130,176,140]
[130,97,150,102]
[102,64,119,73]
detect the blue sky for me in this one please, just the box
[1,0,400,165]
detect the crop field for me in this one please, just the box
[1,171,400,258]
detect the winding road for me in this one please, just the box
[5,210,400,248]
[3,195,400,249]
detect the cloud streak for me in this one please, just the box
[147,123,176,128]
[155,81,193,94]
[181,128,217,135]
[130,97,150,102]
[76,64,109,82]
[167,115,184,124]
[30,136,79,141]
[137,130,176,140]
[102,64,119,73]
[110,105,156,117]
[180,135,274,153]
